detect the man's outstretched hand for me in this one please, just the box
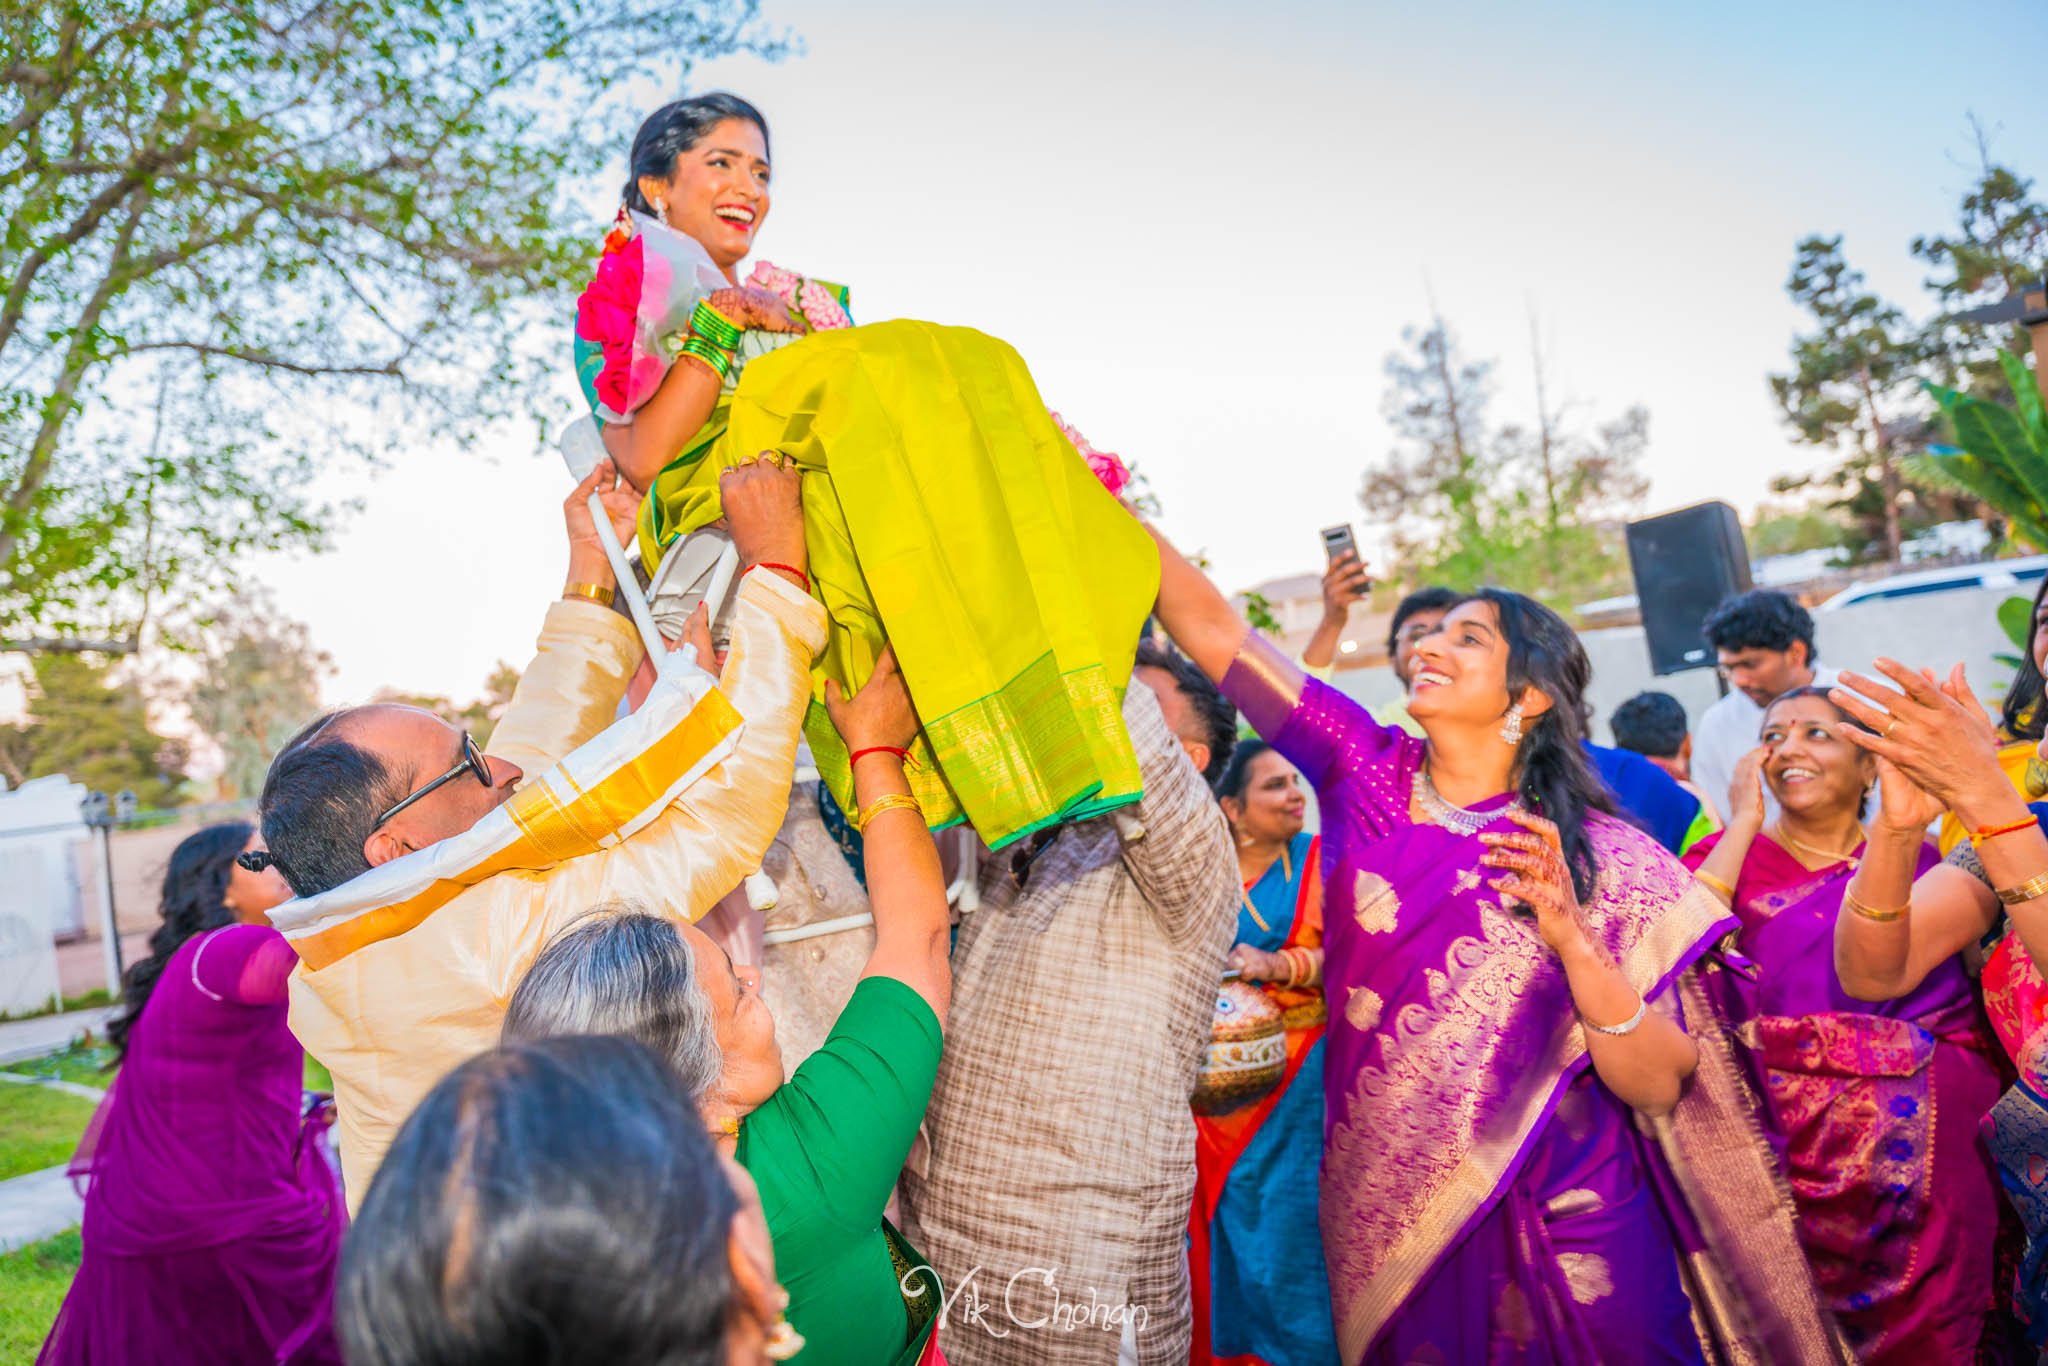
[721,453,807,588]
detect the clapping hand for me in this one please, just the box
[1830,660,2002,808]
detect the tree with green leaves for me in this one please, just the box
[188,588,330,800]
[0,0,784,645]
[1769,235,1933,567]
[1913,132,2048,407]
[1,654,185,803]
[1360,317,1648,609]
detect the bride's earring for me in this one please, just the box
[1500,700,1524,746]
[651,196,669,226]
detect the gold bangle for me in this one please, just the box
[1843,889,1908,923]
[1995,871,2048,906]
[855,793,923,830]
[1694,870,1734,899]
[563,581,615,608]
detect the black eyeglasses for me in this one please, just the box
[370,732,493,832]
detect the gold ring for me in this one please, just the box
[1885,720,1900,738]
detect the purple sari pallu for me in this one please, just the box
[1219,638,1848,1366]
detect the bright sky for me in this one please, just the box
[246,0,2048,707]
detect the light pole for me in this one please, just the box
[78,790,134,997]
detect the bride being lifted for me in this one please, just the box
[571,92,1156,854]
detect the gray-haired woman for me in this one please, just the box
[503,645,950,1366]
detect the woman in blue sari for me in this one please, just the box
[1192,740,1338,1365]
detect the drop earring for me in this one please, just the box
[1500,701,1524,746]
[651,196,669,227]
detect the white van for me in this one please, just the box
[1815,555,2048,611]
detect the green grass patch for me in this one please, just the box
[0,1042,115,1092]
[0,1085,98,1182]
[0,1229,80,1364]
[0,990,114,1024]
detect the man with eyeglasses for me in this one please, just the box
[257,454,825,1204]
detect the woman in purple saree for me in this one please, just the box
[1684,687,2000,1361]
[1149,528,1844,1365]
[40,823,345,1366]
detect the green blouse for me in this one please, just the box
[736,975,944,1365]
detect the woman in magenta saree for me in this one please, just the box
[40,823,345,1366]
[1683,687,2000,1361]
[1149,531,1844,1365]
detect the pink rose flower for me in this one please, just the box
[575,236,647,417]
[1047,409,1130,497]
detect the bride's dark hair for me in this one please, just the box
[1461,588,1616,902]
[623,92,770,216]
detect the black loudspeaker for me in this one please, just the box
[1625,501,1753,675]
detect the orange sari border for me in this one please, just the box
[275,674,744,971]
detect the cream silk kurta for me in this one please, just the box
[280,571,827,1205]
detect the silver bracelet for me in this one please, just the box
[1580,996,1647,1037]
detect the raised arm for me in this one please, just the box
[1827,666,2018,997]
[1300,551,1369,671]
[488,459,649,778]
[536,458,825,925]
[602,287,803,492]
[1145,520,1255,684]
[823,647,950,1025]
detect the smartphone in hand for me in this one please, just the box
[1320,524,1370,596]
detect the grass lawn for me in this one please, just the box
[0,1230,79,1363]
[0,1041,116,1092]
[0,1041,337,1359]
[0,1086,99,1183]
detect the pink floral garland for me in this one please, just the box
[745,260,852,331]
[1048,410,1131,497]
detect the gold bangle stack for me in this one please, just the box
[1843,889,1908,923]
[855,792,922,830]
[563,581,615,607]
[1995,871,2048,906]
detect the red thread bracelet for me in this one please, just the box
[747,562,811,596]
[850,746,913,768]
[1976,816,2040,842]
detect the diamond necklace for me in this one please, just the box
[1412,769,1518,837]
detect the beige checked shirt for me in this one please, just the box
[898,681,1238,1365]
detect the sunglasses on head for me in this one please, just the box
[370,732,493,833]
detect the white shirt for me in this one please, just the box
[1690,664,1839,824]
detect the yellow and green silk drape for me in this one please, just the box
[636,319,1156,850]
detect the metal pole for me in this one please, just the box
[93,822,122,995]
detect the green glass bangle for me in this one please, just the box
[689,298,745,352]
[678,335,733,379]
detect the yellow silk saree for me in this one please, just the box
[637,319,1157,850]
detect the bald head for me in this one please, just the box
[258,704,521,897]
